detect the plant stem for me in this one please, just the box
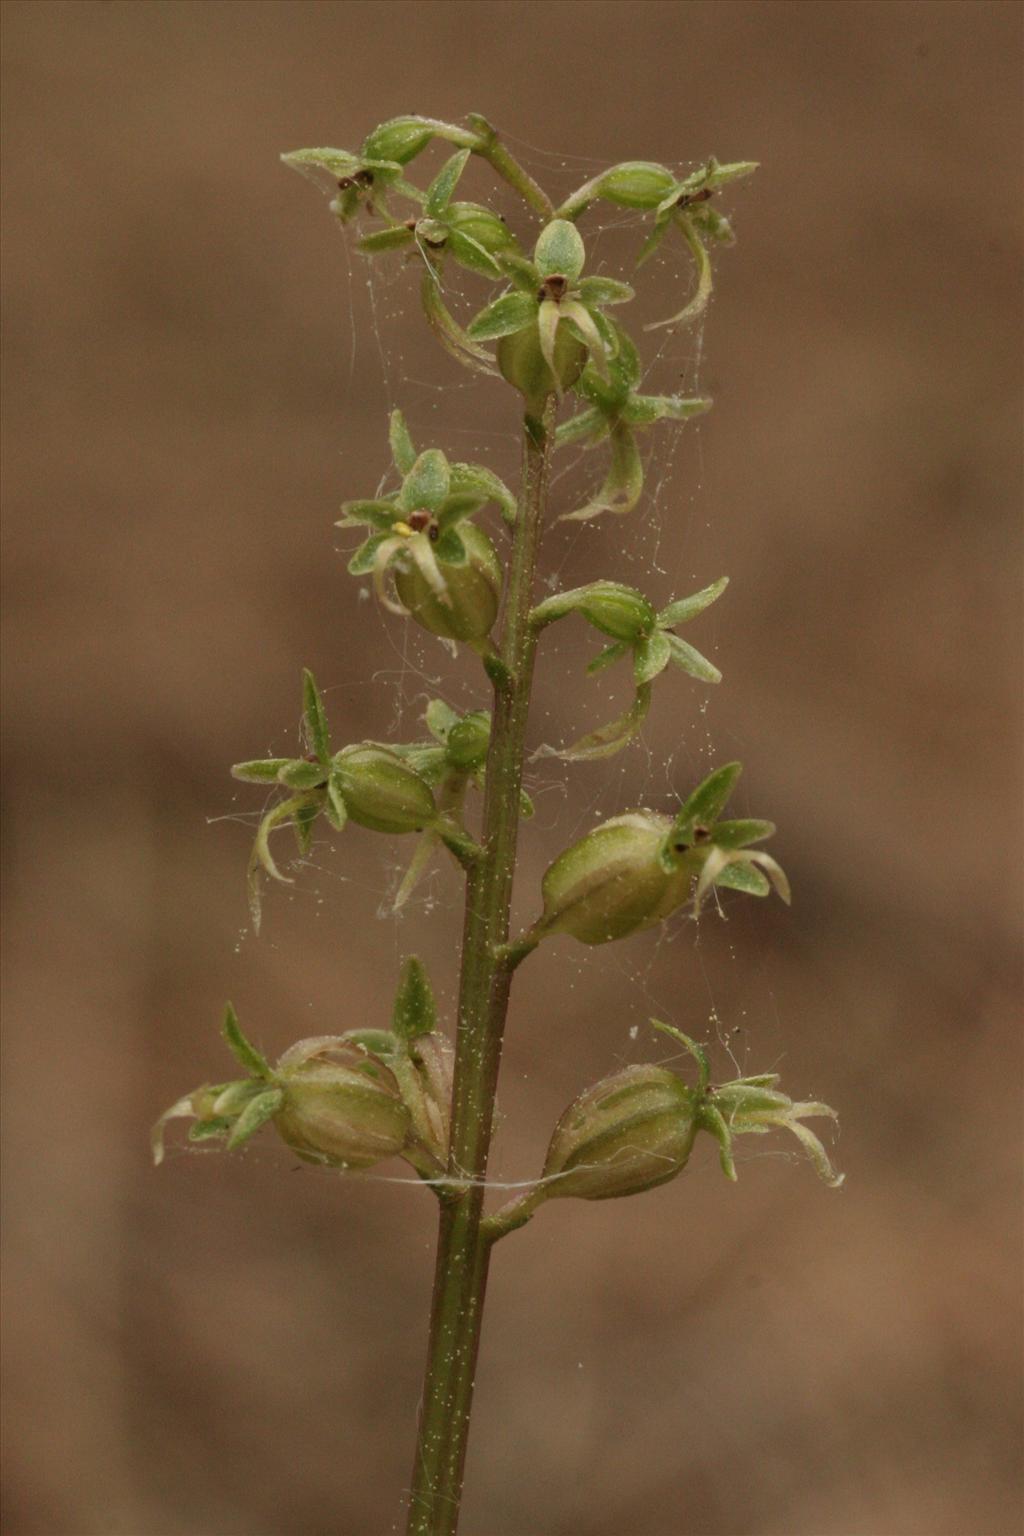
[466,114,555,220]
[406,397,556,1536]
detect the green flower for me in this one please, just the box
[521,762,788,950]
[356,150,521,377]
[556,155,756,331]
[497,1023,841,1223]
[530,576,728,758]
[231,671,481,930]
[467,220,634,406]
[339,411,513,645]
[371,698,533,912]
[554,322,711,520]
[358,148,517,278]
[281,144,424,226]
[153,971,456,1179]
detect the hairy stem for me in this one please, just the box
[467,113,555,220]
[406,397,556,1536]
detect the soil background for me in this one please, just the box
[3,3,1021,1534]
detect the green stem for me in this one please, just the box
[467,113,555,220]
[406,397,557,1536]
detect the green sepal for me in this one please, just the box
[692,205,734,244]
[425,148,471,216]
[226,1088,285,1151]
[675,761,742,837]
[710,861,769,897]
[649,1019,710,1090]
[222,1003,272,1079]
[232,758,291,783]
[325,766,348,831]
[497,252,542,293]
[389,411,417,475]
[189,1117,233,1143]
[560,421,643,522]
[633,630,672,686]
[446,228,503,278]
[697,1100,738,1180]
[665,633,722,685]
[534,682,652,763]
[646,213,712,333]
[212,1079,266,1116]
[586,641,630,676]
[560,300,610,381]
[554,406,606,447]
[358,227,414,255]
[392,956,438,1042]
[420,272,499,376]
[277,759,327,790]
[302,669,331,762]
[293,799,318,854]
[348,534,392,576]
[467,291,537,341]
[625,393,711,428]
[281,146,402,180]
[448,462,517,524]
[400,449,450,514]
[575,276,635,307]
[712,818,775,849]
[534,219,585,281]
[425,699,460,742]
[657,576,729,628]
[337,499,397,532]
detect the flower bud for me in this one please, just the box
[562,581,656,642]
[445,710,491,770]
[497,321,587,408]
[392,522,502,642]
[447,202,515,254]
[273,1036,411,1169]
[529,811,688,946]
[542,1063,698,1201]
[332,744,437,834]
[360,115,436,165]
[595,161,678,208]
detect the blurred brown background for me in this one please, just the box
[3,3,1021,1534]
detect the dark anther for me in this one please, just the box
[539,273,569,303]
[407,510,434,533]
[404,218,418,232]
[428,525,440,542]
[353,169,375,187]
[677,187,713,211]
[337,177,355,191]
[692,824,711,842]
